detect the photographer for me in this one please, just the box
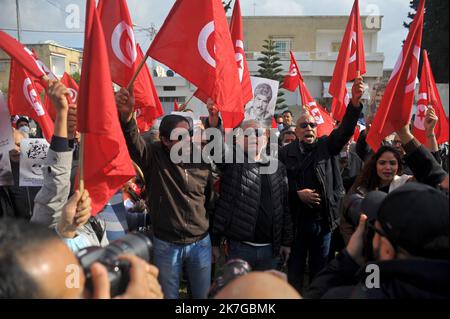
[305,183,449,299]
[0,218,162,299]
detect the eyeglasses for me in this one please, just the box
[298,122,318,129]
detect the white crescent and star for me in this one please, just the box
[198,21,216,68]
[112,21,138,68]
[23,78,45,116]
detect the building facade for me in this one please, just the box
[0,41,83,92]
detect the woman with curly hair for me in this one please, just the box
[340,145,413,244]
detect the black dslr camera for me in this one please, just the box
[208,259,252,298]
[76,232,153,297]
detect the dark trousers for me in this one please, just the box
[227,240,278,271]
[288,219,331,292]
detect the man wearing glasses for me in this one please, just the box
[279,77,365,293]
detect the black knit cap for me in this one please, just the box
[364,183,449,260]
[159,114,192,140]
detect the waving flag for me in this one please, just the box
[413,50,449,144]
[77,0,135,215]
[8,60,54,141]
[329,0,366,122]
[0,31,46,79]
[98,0,138,88]
[147,0,243,128]
[367,0,425,151]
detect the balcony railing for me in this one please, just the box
[246,51,384,62]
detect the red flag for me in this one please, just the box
[133,44,164,132]
[8,59,54,141]
[412,50,449,144]
[194,0,252,107]
[283,51,334,137]
[283,51,302,92]
[230,0,253,105]
[77,0,135,215]
[329,0,366,122]
[174,100,180,112]
[353,122,366,141]
[0,31,46,79]
[147,0,244,128]
[98,0,137,88]
[306,102,335,138]
[367,0,425,152]
[45,72,79,121]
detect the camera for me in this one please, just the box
[76,232,153,297]
[208,259,252,298]
[345,193,378,261]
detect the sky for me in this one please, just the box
[0,0,413,68]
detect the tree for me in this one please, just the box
[404,0,449,83]
[257,39,287,112]
[71,72,80,84]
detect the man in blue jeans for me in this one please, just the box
[116,88,214,299]
[279,76,365,292]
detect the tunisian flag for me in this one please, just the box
[0,31,45,79]
[147,0,243,128]
[230,0,253,105]
[283,51,301,92]
[8,59,54,141]
[77,0,135,215]
[367,0,425,152]
[193,0,252,107]
[283,51,334,137]
[413,50,449,145]
[134,44,164,132]
[329,0,366,122]
[45,72,79,121]
[98,0,137,88]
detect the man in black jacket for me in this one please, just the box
[212,119,293,271]
[305,183,449,299]
[279,77,365,292]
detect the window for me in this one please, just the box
[163,86,176,91]
[160,97,185,103]
[50,54,66,79]
[272,38,292,58]
[331,42,341,52]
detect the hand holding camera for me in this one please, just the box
[90,254,163,299]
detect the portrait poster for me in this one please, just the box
[19,138,49,187]
[244,76,279,127]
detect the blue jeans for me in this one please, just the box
[288,219,331,292]
[227,240,278,271]
[153,235,212,299]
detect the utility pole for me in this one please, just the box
[253,1,256,16]
[16,0,21,41]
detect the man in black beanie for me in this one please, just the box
[116,88,214,299]
[306,182,449,299]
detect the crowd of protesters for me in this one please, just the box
[0,75,448,300]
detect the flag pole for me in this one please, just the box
[127,54,149,91]
[78,133,85,193]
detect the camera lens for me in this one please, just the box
[103,232,153,262]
